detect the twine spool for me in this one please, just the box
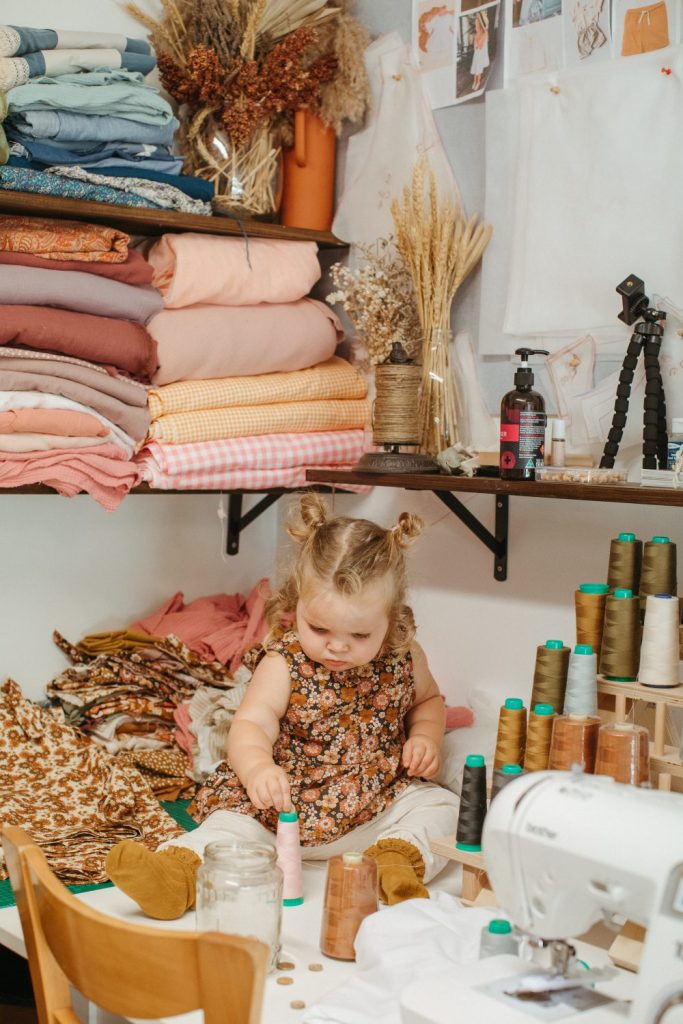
[490,763,525,801]
[563,645,598,716]
[372,360,421,446]
[598,589,641,681]
[607,532,643,594]
[493,698,527,769]
[523,703,555,772]
[640,537,677,620]
[319,852,378,961]
[455,754,488,851]
[574,583,609,656]
[548,714,601,772]
[639,593,680,687]
[276,811,303,906]
[530,640,570,712]
[595,722,650,786]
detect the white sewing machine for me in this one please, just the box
[401,771,683,1023]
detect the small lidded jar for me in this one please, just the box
[195,841,283,971]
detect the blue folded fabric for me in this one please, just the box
[0,26,151,57]
[19,49,156,78]
[10,109,178,146]
[7,154,214,201]
[7,134,179,165]
[0,163,164,207]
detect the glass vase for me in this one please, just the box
[418,326,459,455]
[187,111,283,219]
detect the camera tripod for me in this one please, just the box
[600,276,668,471]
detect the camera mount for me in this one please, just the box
[599,275,668,471]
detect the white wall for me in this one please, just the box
[3,0,681,714]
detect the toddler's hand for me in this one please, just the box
[402,735,441,779]
[245,764,292,812]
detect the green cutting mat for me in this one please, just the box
[0,799,198,910]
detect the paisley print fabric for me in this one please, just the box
[189,632,415,845]
[0,213,129,262]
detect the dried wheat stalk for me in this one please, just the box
[391,162,492,454]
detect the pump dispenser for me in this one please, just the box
[500,347,549,480]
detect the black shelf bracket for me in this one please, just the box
[225,492,283,555]
[434,490,509,581]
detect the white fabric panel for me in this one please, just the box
[504,44,683,337]
[42,49,123,76]
[332,32,459,247]
[55,31,128,52]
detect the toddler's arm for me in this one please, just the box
[402,642,446,779]
[227,651,293,812]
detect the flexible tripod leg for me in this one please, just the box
[599,336,642,469]
[642,338,667,469]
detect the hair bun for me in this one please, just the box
[287,492,328,543]
[392,512,424,548]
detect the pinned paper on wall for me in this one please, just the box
[412,0,502,106]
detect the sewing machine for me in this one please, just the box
[401,771,683,1023]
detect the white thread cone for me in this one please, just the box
[563,647,598,715]
[639,594,680,688]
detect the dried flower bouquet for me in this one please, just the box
[328,238,421,367]
[391,163,492,454]
[126,0,370,215]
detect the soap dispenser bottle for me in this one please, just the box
[500,347,549,480]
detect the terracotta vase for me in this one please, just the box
[281,111,336,231]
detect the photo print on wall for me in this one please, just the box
[413,0,502,106]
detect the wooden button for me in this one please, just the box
[276,976,294,986]
[290,1001,306,1009]
[308,963,324,972]
[277,961,295,970]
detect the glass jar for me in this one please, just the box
[195,841,283,972]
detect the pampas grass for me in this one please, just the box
[391,162,492,454]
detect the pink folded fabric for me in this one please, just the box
[149,299,343,385]
[130,581,271,672]
[0,408,107,436]
[137,431,367,479]
[147,234,321,308]
[139,462,368,493]
[0,248,154,286]
[0,306,158,381]
[0,443,141,510]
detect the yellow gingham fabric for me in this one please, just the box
[148,399,371,444]
[147,356,367,420]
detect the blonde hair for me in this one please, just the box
[265,493,424,655]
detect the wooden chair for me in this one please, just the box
[1,826,269,1024]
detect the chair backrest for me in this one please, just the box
[1,826,269,1024]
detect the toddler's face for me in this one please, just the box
[295,579,391,673]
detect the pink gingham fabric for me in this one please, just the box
[135,431,369,491]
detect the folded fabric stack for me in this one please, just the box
[0,23,213,213]
[0,213,160,507]
[136,232,370,489]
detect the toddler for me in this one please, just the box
[107,494,460,918]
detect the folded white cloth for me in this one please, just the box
[303,893,495,1024]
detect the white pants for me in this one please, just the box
[161,782,459,883]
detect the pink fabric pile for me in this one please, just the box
[135,233,369,490]
[0,216,160,509]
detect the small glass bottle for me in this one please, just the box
[667,417,683,471]
[195,841,283,972]
[550,418,566,467]
[479,918,518,958]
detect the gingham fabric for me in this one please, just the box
[138,461,365,492]
[147,356,366,419]
[138,430,367,477]
[147,399,371,444]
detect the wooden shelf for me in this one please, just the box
[597,678,683,707]
[306,469,683,507]
[0,191,346,247]
[650,744,683,779]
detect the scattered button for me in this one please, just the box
[308,963,324,972]
[276,976,294,986]
[290,1001,306,1009]
[277,961,295,970]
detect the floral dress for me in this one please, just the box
[189,631,415,845]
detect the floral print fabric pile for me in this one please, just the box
[0,679,182,883]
